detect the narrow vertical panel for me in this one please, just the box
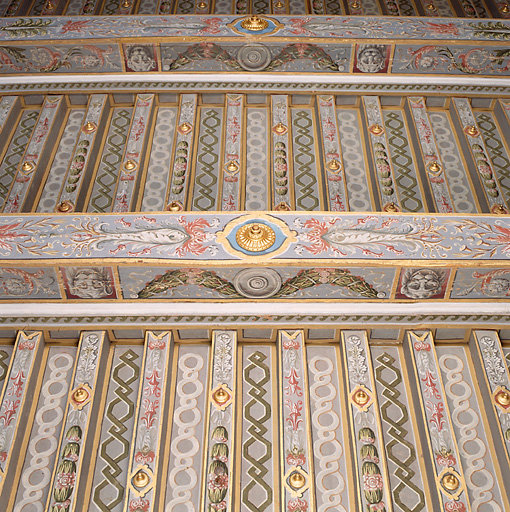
[408,331,471,512]
[90,345,144,512]
[504,347,510,371]
[36,108,85,213]
[428,111,477,214]
[3,96,65,213]
[245,107,268,211]
[307,345,351,512]
[407,97,454,213]
[472,331,510,462]
[383,107,426,213]
[342,330,392,512]
[141,106,178,211]
[167,94,198,210]
[0,97,19,134]
[437,345,508,511]
[165,344,209,512]
[291,107,321,211]
[192,106,224,212]
[46,331,110,512]
[113,94,155,213]
[381,0,401,14]
[475,110,510,210]
[0,331,44,492]
[371,345,428,512]
[397,0,417,14]
[337,108,372,211]
[1,0,23,16]
[87,107,133,213]
[278,330,315,512]
[221,94,244,211]
[317,95,348,211]
[363,96,401,212]
[0,109,38,208]
[458,0,489,17]
[51,94,109,213]
[271,95,293,210]
[124,331,172,512]
[13,346,77,512]
[324,0,343,14]
[240,345,276,512]
[452,97,508,213]
[203,331,237,512]
[213,0,230,12]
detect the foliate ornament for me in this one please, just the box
[233,268,282,298]
[204,332,236,512]
[237,43,271,71]
[235,223,276,252]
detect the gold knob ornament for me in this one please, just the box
[502,3,509,12]
[166,201,183,212]
[289,472,306,489]
[383,202,399,213]
[132,470,150,489]
[353,388,370,406]
[496,389,510,406]
[236,223,276,252]
[327,159,341,171]
[491,204,508,215]
[428,161,441,173]
[198,0,207,6]
[72,387,89,403]
[57,200,73,213]
[82,121,97,134]
[465,125,479,137]
[21,161,34,172]
[178,122,192,134]
[273,122,287,135]
[213,387,230,405]
[240,15,269,31]
[369,124,384,135]
[441,473,460,491]
[124,160,137,171]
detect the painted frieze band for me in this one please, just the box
[113,94,155,213]
[452,98,509,214]
[472,330,510,464]
[407,330,470,512]
[221,94,243,211]
[203,330,237,512]
[362,96,401,213]
[342,330,392,512]
[167,94,198,211]
[278,330,315,512]
[3,95,64,213]
[407,97,454,213]
[317,95,348,212]
[56,94,109,213]
[125,331,172,512]
[271,95,293,210]
[0,331,44,491]
[0,212,509,261]
[46,330,110,512]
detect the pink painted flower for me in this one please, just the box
[436,448,456,467]
[208,472,228,491]
[288,498,308,512]
[56,471,76,489]
[129,497,150,512]
[363,473,383,492]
